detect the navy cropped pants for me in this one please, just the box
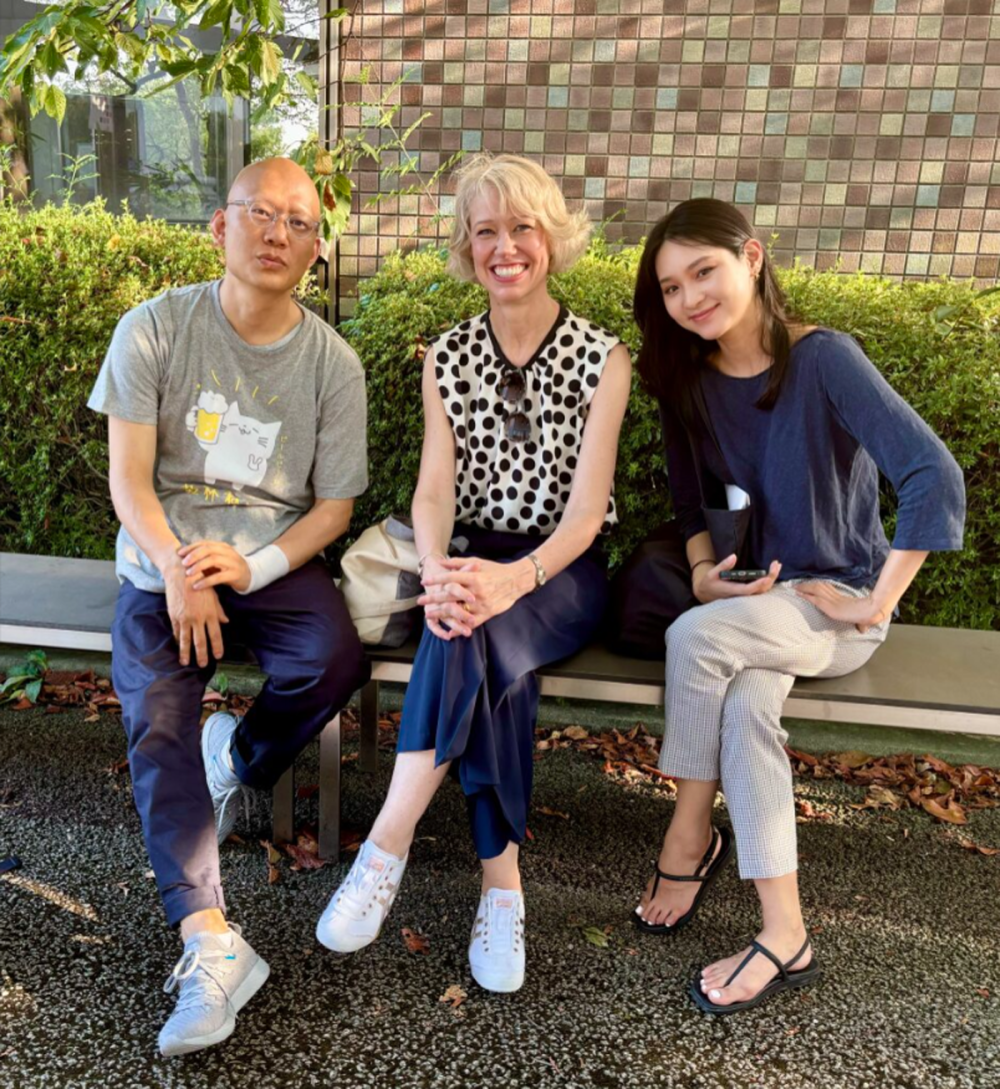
[112,559,369,927]
[397,526,608,860]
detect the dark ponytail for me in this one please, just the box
[633,199,795,433]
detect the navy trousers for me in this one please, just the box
[112,559,370,927]
[397,526,608,860]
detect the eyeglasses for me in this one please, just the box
[498,368,531,444]
[226,199,320,241]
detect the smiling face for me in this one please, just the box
[210,158,321,296]
[468,191,552,303]
[654,238,763,343]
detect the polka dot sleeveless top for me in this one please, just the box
[432,307,620,536]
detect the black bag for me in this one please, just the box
[606,389,754,660]
[606,520,698,659]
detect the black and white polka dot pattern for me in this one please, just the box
[432,307,620,536]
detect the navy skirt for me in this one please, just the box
[397,524,608,859]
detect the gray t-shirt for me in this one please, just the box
[88,280,368,591]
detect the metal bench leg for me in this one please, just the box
[360,679,380,773]
[272,764,295,845]
[318,714,341,862]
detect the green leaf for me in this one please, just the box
[581,926,611,948]
[258,40,282,85]
[199,0,232,31]
[266,0,285,32]
[45,83,67,125]
[323,7,349,19]
[295,70,317,96]
[25,650,48,671]
[0,674,33,695]
[40,38,65,79]
[24,678,43,704]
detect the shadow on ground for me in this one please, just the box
[1,704,999,1089]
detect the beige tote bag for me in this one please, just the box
[339,515,424,647]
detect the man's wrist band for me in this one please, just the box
[691,559,715,576]
[237,544,290,595]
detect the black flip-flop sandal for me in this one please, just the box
[633,826,733,935]
[688,935,821,1015]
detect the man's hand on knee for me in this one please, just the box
[164,560,229,667]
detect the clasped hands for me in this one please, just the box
[418,555,530,641]
[163,539,250,668]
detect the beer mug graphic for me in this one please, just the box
[194,392,227,445]
[196,408,223,443]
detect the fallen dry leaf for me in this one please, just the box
[439,984,467,1009]
[537,806,570,820]
[953,835,1000,856]
[795,799,832,823]
[260,839,282,864]
[859,785,904,811]
[562,726,588,741]
[832,751,873,769]
[920,795,968,825]
[401,927,430,955]
[268,864,281,885]
[976,988,990,999]
[283,832,327,871]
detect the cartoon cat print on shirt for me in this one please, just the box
[185,391,282,491]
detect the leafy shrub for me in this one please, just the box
[343,247,999,632]
[0,200,224,558]
[2,202,996,630]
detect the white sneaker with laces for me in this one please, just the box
[201,711,246,844]
[468,887,526,993]
[315,839,408,955]
[157,924,269,1057]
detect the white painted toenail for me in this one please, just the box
[710,990,721,1000]
[635,906,643,916]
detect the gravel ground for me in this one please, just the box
[2,704,999,1089]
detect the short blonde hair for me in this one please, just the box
[447,153,592,281]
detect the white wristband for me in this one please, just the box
[237,544,290,595]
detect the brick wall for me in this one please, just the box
[330,0,1000,315]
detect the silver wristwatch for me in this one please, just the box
[527,552,547,591]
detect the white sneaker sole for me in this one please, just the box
[315,912,382,956]
[470,963,525,994]
[159,956,271,1057]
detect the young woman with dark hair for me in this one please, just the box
[631,198,965,1014]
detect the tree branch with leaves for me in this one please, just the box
[0,0,459,241]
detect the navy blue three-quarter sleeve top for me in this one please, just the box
[660,328,966,587]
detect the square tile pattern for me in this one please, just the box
[328,0,1000,314]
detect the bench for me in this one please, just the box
[4,552,1000,863]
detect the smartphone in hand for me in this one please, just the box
[719,569,769,583]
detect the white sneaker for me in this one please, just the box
[201,712,246,844]
[468,888,526,993]
[157,924,269,1057]
[315,840,408,955]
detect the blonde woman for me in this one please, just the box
[317,154,631,992]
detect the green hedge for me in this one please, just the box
[1,203,997,630]
[0,201,224,558]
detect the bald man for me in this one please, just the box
[88,158,370,1056]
